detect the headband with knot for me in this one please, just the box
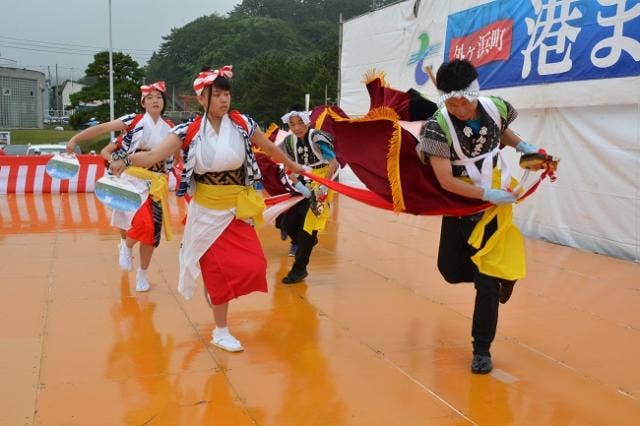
[140,81,166,100]
[438,79,480,106]
[193,65,233,95]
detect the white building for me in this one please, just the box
[0,66,46,129]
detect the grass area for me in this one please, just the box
[6,128,110,153]
[9,128,78,144]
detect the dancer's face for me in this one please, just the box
[287,116,309,139]
[198,86,231,118]
[444,97,478,121]
[141,90,164,116]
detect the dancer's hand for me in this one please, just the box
[515,141,538,155]
[109,159,126,176]
[293,181,312,198]
[482,188,516,205]
[66,138,78,154]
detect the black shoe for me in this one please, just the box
[282,270,308,284]
[499,281,515,304]
[471,354,493,374]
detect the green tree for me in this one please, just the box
[70,51,144,127]
[144,0,398,121]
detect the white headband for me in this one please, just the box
[439,79,480,105]
[281,111,310,125]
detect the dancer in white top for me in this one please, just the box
[110,66,303,352]
[66,81,176,292]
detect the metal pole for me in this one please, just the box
[337,13,343,106]
[55,63,59,112]
[108,0,115,140]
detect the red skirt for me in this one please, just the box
[199,219,268,305]
[127,198,162,247]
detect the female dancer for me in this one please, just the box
[66,81,175,292]
[109,66,303,352]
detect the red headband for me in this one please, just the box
[192,65,233,95]
[140,81,166,99]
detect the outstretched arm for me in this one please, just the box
[252,128,303,173]
[66,119,127,153]
[109,133,182,175]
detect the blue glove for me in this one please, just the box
[516,141,538,155]
[482,188,517,205]
[293,181,311,198]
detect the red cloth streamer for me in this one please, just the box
[298,170,494,216]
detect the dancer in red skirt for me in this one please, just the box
[110,66,303,352]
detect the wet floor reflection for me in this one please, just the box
[0,193,187,235]
[1,193,639,424]
[106,273,176,424]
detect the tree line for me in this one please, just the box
[70,0,397,128]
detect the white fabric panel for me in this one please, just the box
[509,105,640,261]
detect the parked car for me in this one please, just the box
[80,117,100,129]
[44,116,70,125]
[2,144,29,155]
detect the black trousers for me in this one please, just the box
[275,199,318,274]
[438,214,501,356]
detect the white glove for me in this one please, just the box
[482,188,517,205]
[516,141,538,155]
[293,181,311,198]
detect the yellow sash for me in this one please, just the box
[123,166,173,241]
[193,182,265,226]
[303,165,334,234]
[461,169,526,280]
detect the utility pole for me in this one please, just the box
[108,0,115,140]
[337,13,343,106]
[55,63,60,113]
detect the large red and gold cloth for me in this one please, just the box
[307,71,491,216]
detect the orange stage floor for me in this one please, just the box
[1,193,639,425]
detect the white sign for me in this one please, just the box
[0,131,11,145]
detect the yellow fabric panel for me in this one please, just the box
[466,168,526,280]
[193,182,265,226]
[123,167,173,241]
[303,165,334,234]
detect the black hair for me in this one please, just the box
[140,88,167,115]
[435,59,478,93]
[200,66,232,93]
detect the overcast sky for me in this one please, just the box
[1,0,240,82]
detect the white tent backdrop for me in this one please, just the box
[338,0,640,261]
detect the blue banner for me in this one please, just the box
[444,0,640,89]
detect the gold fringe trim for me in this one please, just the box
[362,69,389,87]
[386,121,405,212]
[264,122,279,139]
[314,107,329,130]
[325,106,406,212]
[253,122,280,152]
[365,106,399,122]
